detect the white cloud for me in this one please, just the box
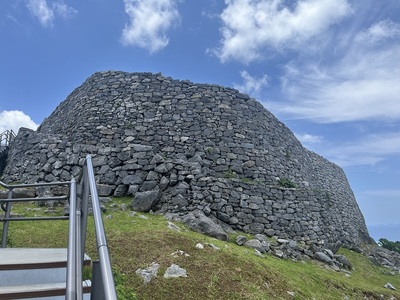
[272,19,400,123]
[355,20,400,45]
[233,70,268,96]
[27,0,54,27]
[214,0,352,63]
[52,2,77,20]
[121,0,181,53]
[295,133,323,145]
[0,110,38,137]
[323,132,400,167]
[26,0,77,27]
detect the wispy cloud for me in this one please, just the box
[26,0,77,27]
[273,40,400,123]
[268,4,400,124]
[0,110,38,135]
[121,0,181,53]
[295,133,324,146]
[214,0,352,63]
[355,20,400,45]
[233,70,268,97]
[52,1,78,20]
[322,132,400,167]
[26,0,54,27]
[213,1,400,125]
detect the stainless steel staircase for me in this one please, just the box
[0,155,117,299]
[0,248,91,299]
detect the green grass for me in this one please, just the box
[2,198,400,299]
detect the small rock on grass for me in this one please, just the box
[195,243,204,249]
[236,235,247,246]
[171,250,190,257]
[167,221,181,231]
[384,282,396,290]
[254,249,264,257]
[287,291,295,297]
[164,264,188,278]
[135,262,160,285]
[208,243,220,250]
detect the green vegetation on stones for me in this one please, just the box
[285,149,291,160]
[278,178,296,188]
[379,238,400,254]
[223,169,237,179]
[223,169,257,184]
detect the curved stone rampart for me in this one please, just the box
[2,71,371,247]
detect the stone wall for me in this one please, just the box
[2,71,371,247]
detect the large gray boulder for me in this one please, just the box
[315,251,332,264]
[131,189,161,212]
[180,210,228,241]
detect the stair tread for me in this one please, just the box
[0,280,91,298]
[0,248,91,270]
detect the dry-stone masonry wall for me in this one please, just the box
[2,71,371,248]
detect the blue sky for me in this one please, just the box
[1,0,399,241]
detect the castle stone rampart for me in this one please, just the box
[2,71,371,247]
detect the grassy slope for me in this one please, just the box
[4,198,400,300]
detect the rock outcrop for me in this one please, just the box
[2,71,372,248]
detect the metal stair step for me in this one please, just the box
[0,248,92,288]
[0,248,91,270]
[0,280,91,299]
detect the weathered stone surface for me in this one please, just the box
[244,239,263,251]
[180,210,228,241]
[236,235,247,246]
[315,252,332,264]
[164,264,188,278]
[334,254,352,270]
[131,190,161,212]
[113,185,128,197]
[135,262,160,285]
[0,187,36,199]
[97,184,115,197]
[122,175,143,185]
[1,71,372,249]
[384,282,396,291]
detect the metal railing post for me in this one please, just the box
[80,165,90,261]
[76,208,83,300]
[1,189,13,248]
[66,177,77,300]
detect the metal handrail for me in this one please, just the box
[66,177,78,299]
[0,154,117,299]
[85,155,117,300]
[0,180,71,247]
[65,155,117,299]
[0,129,16,147]
[0,181,69,189]
[0,196,67,203]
